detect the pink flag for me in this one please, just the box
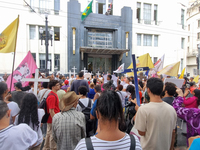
[6,51,37,91]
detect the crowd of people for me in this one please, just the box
[0,71,200,150]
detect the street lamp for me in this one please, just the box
[39,15,53,76]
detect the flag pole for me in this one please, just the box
[10,15,19,91]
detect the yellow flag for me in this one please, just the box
[0,16,19,53]
[194,75,199,83]
[157,61,180,77]
[127,53,154,77]
[179,68,185,79]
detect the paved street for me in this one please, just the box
[175,118,187,150]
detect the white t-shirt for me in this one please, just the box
[134,102,177,150]
[123,83,129,90]
[74,133,142,150]
[37,89,51,103]
[0,124,38,150]
[76,98,93,112]
[14,109,45,146]
[7,102,20,125]
[99,77,103,80]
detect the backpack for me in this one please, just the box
[78,99,95,137]
[39,93,56,123]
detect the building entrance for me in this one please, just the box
[88,54,112,74]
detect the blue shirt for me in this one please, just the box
[189,138,200,150]
[90,99,97,118]
[87,88,95,99]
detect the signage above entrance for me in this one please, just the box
[80,46,129,55]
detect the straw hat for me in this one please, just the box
[60,91,82,111]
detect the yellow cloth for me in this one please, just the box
[0,16,19,53]
[193,75,199,83]
[157,61,180,77]
[179,67,185,79]
[127,53,154,77]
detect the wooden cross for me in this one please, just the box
[66,70,72,79]
[72,66,77,77]
[123,55,150,106]
[96,71,101,77]
[81,67,88,75]
[21,69,50,96]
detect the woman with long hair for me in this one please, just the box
[75,90,142,150]
[0,82,20,124]
[126,85,136,100]
[14,93,44,150]
[183,89,200,108]
[174,88,200,146]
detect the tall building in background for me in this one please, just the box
[0,0,188,75]
[114,0,188,75]
[187,0,200,76]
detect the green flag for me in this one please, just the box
[81,0,93,20]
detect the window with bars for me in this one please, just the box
[96,0,106,14]
[137,2,141,23]
[181,38,185,49]
[88,31,113,48]
[181,9,185,29]
[188,36,190,42]
[39,54,52,71]
[154,35,158,47]
[197,33,200,40]
[29,25,36,39]
[31,53,36,63]
[54,54,60,71]
[30,0,35,12]
[39,26,51,40]
[54,27,60,41]
[154,57,158,64]
[143,34,152,46]
[154,5,158,25]
[54,0,60,15]
[137,34,141,46]
[143,3,151,24]
[188,24,190,31]
[198,20,200,28]
[39,0,51,14]
[181,58,183,72]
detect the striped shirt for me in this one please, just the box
[75,133,142,150]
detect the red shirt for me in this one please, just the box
[139,91,143,104]
[46,91,60,123]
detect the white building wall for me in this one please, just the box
[114,0,188,74]
[186,1,200,76]
[0,0,188,75]
[0,0,68,74]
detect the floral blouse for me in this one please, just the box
[173,96,200,145]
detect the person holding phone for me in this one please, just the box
[173,88,200,146]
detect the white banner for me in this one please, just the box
[113,63,124,73]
